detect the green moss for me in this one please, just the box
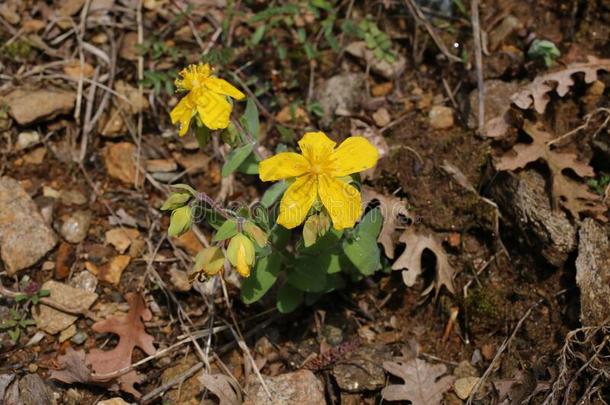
[466,287,502,324]
[5,40,33,61]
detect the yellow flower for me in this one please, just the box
[170,64,245,136]
[259,132,378,230]
[227,233,255,277]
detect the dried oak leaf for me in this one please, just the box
[86,292,156,398]
[511,56,610,114]
[495,120,605,220]
[391,228,455,295]
[362,187,412,259]
[198,373,242,405]
[50,347,92,384]
[382,358,455,405]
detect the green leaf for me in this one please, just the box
[8,328,20,342]
[270,225,291,249]
[299,229,343,255]
[194,125,211,149]
[276,283,303,313]
[342,209,382,275]
[161,192,191,211]
[287,255,329,292]
[241,253,281,304]
[38,290,50,297]
[242,98,260,140]
[171,183,198,196]
[14,294,28,302]
[251,24,266,45]
[213,219,238,241]
[276,125,295,143]
[222,143,254,177]
[237,152,259,175]
[168,206,192,237]
[324,273,346,291]
[261,181,288,208]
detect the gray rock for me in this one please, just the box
[0,177,57,274]
[576,219,610,326]
[18,374,54,405]
[468,80,521,136]
[315,73,365,127]
[490,171,577,266]
[243,370,325,405]
[332,344,391,392]
[60,210,91,243]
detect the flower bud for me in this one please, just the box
[227,233,255,277]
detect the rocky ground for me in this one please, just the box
[1,0,610,404]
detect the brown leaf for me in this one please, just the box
[511,56,610,114]
[87,292,156,398]
[495,121,605,220]
[198,373,242,405]
[381,358,455,405]
[50,348,92,384]
[391,228,455,295]
[361,187,411,259]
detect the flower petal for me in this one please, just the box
[259,152,310,181]
[318,174,362,230]
[170,95,195,136]
[298,132,336,164]
[277,175,317,229]
[205,77,246,100]
[176,64,211,91]
[193,89,232,130]
[329,136,379,177]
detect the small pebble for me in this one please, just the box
[429,105,454,129]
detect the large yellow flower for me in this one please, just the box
[170,64,245,136]
[259,132,378,230]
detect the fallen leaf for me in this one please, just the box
[361,187,411,259]
[63,61,95,79]
[198,373,242,405]
[276,105,309,125]
[87,293,156,398]
[511,56,610,113]
[495,120,605,220]
[391,228,456,295]
[50,348,92,384]
[350,119,389,181]
[381,358,455,405]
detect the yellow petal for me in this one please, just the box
[259,152,310,181]
[205,77,246,100]
[193,89,232,130]
[277,174,318,229]
[317,174,362,230]
[170,95,195,136]
[329,136,379,177]
[236,243,251,277]
[298,132,336,164]
[176,64,212,91]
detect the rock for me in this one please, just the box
[145,158,178,173]
[59,324,77,342]
[454,377,480,400]
[63,61,94,80]
[0,177,57,274]
[169,268,191,292]
[98,398,134,405]
[69,271,98,293]
[372,107,391,127]
[315,73,365,127]
[468,79,521,137]
[16,131,40,150]
[345,41,407,79]
[371,82,393,97]
[6,88,76,125]
[105,227,140,253]
[18,374,53,405]
[244,370,324,405]
[490,171,577,266]
[429,105,454,129]
[85,255,131,285]
[331,344,391,392]
[576,219,610,326]
[32,280,97,335]
[103,142,143,185]
[22,147,46,165]
[59,189,87,206]
[60,210,92,243]
[488,15,523,51]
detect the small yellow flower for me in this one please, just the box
[170,64,245,136]
[227,233,255,277]
[259,132,378,230]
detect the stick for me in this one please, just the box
[471,0,485,133]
